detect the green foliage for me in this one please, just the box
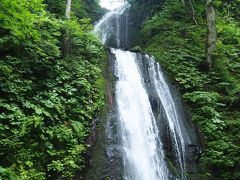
[183,91,220,107]
[212,16,240,106]
[0,0,45,41]
[130,46,142,52]
[214,0,240,20]
[142,0,207,92]
[183,91,225,139]
[0,166,18,180]
[0,0,106,179]
[44,0,104,22]
[62,18,104,58]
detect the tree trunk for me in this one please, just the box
[64,0,72,56]
[180,0,198,25]
[205,0,216,70]
[65,0,72,19]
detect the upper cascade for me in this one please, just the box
[94,2,131,48]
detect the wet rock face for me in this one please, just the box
[99,3,154,49]
[104,13,129,49]
[123,0,165,49]
[149,95,200,172]
[84,52,125,180]
[124,6,149,48]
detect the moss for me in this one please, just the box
[166,159,179,178]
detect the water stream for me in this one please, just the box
[89,2,199,180]
[113,48,169,179]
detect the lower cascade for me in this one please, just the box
[113,48,169,180]
[86,2,199,180]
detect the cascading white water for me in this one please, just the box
[113,48,169,180]
[147,56,187,179]
[93,2,130,45]
[92,1,198,179]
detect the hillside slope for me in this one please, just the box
[0,0,105,179]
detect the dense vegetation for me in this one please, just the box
[131,0,240,179]
[0,0,105,179]
[1,0,239,179]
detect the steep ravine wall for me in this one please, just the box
[84,51,123,180]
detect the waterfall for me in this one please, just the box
[93,2,130,48]
[149,57,189,179]
[147,56,187,179]
[113,48,169,180]
[88,1,199,180]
